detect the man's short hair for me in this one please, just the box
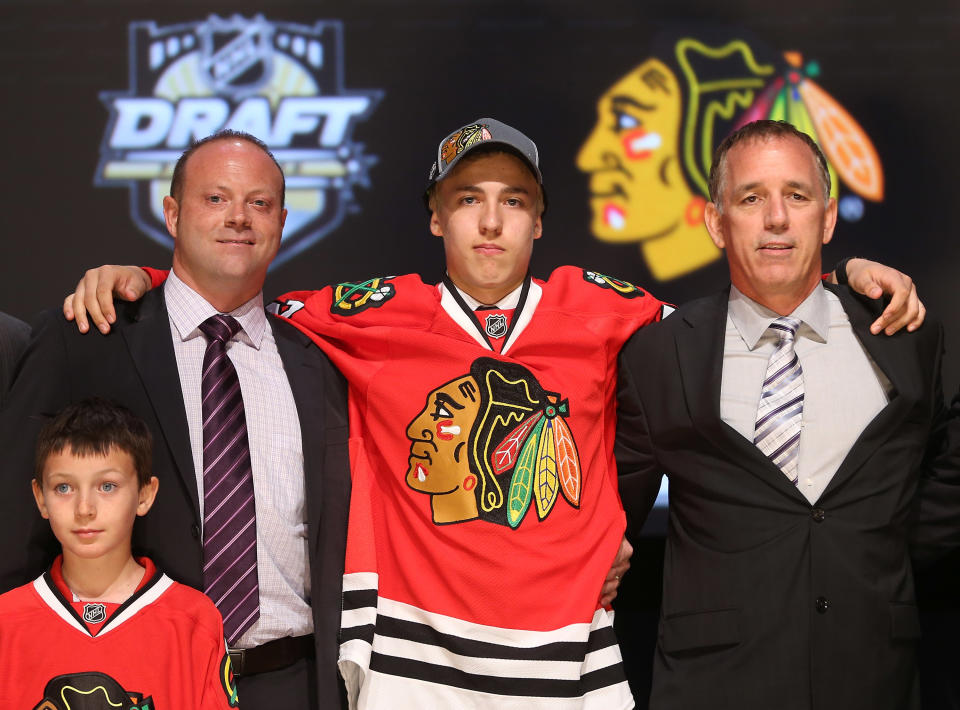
[169,129,285,207]
[708,119,831,211]
[424,144,547,216]
[34,398,153,488]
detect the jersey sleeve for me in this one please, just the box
[199,624,237,708]
[142,266,169,290]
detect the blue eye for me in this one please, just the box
[101,482,117,493]
[54,483,70,494]
[614,111,640,131]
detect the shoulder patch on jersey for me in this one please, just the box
[267,299,305,319]
[34,671,155,709]
[220,652,239,707]
[331,276,397,315]
[582,270,646,299]
[405,357,581,529]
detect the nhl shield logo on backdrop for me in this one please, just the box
[96,15,382,267]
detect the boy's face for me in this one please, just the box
[32,446,158,565]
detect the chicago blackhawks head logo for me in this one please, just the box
[33,671,154,710]
[406,358,581,527]
[578,34,882,282]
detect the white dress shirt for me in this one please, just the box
[720,284,892,504]
[165,271,311,648]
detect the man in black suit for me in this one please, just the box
[616,120,958,710]
[0,131,349,709]
[0,311,29,407]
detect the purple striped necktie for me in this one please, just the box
[754,316,804,485]
[199,314,259,644]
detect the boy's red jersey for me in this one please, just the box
[273,266,670,708]
[0,558,236,709]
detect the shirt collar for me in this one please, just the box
[164,269,266,348]
[448,278,524,310]
[728,283,830,350]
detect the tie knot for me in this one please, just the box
[199,314,241,344]
[769,316,801,342]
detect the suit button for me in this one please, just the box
[815,596,830,613]
[191,524,201,540]
[811,508,826,522]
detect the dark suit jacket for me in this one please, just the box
[0,311,30,409]
[0,288,350,706]
[616,284,955,710]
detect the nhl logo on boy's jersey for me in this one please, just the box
[82,603,106,624]
[96,15,382,268]
[484,313,508,338]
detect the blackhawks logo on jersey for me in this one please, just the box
[33,671,154,710]
[583,269,646,299]
[330,276,397,315]
[406,357,582,527]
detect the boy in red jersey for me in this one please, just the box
[0,398,237,709]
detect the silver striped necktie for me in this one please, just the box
[754,316,804,484]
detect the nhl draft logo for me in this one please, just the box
[82,602,107,624]
[96,15,382,267]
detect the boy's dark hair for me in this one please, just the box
[34,398,153,487]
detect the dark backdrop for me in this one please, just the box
[0,0,957,705]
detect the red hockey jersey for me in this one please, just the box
[271,266,670,709]
[0,558,236,709]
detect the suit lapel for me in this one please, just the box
[121,289,198,518]
[819,285,913,497]
[675,289,809,502]
[272,316,324,509]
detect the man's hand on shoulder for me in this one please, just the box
[839,258,925,335]
[63,265,151,334]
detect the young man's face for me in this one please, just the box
[430,152,543,304]
[32,447,158,566]
[705,134,837,311]
[164,138,287,310]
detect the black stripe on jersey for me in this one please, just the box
[584,624,619,653]
[342,588,378,611]
[375,615,617,662]
[580,661,630,693]
[370,652,626,698]
[341,623,376,644]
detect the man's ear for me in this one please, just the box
[162,196,180,240]
[821,197,838,246]
[704,202,726,249]
[32,479,49,520]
